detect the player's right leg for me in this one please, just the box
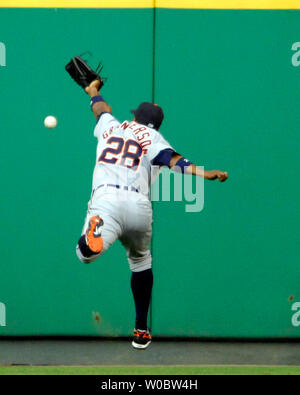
[119,199,153,350]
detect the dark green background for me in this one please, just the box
[0,8,299,337]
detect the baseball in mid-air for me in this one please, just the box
[44,115,57,129]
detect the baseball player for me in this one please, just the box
[76,79,228,350]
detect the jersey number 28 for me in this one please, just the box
[98,137,143,170]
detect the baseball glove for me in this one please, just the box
[65,56,105,90]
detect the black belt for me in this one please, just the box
[93,184,140,195]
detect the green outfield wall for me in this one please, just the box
[0,4,299,338]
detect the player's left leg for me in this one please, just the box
[76,207,121,264]
[76,216,104,263]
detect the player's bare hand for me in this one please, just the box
[217,171,228,182]
[85,80,101,96]
[205,170,228,182]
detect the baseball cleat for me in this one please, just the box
[132,329,152,350]
[85,216,104,253]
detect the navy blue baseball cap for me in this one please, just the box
[131,102,164,130]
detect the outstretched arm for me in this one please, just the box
[170,153,228,182]
[85,80,112,120]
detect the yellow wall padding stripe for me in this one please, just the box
[158,0,300,8]
[0,0,153,7]
[1,0,300,8]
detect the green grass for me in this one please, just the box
[0,365,300,375]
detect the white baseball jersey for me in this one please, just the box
[92,113,173,199]
[76,112,174,271]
